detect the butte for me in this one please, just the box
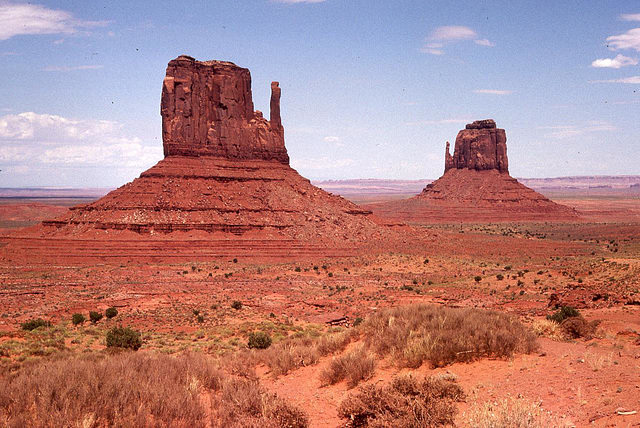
[368,119,577,223]
[1,56,388,264]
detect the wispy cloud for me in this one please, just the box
[323,135,345,147]
[606,28,640,52]
[591,54,638,68]
[0,2,108,41]
[591,76,640,84]
[405,118,472,126]
[473,89,512,95]
[421,26,494,55]
[541,121,616,139]
[42,65,104,72]
[620,13,640,22]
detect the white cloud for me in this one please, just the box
[0,112,161,172]
[0,112,120,141]
[323,135,345,147]
[591,76,640,84]
[606,28,640,52]
[0,2,108,41]
[473,89,513,95]
[620,13,640,22]
[422,26,494,55]
[429,26,477,41]
[541,121,616,139]
[591,54,638,68]
[42,65,104,72]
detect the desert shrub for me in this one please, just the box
[339,374,464,427]
[496,274,504,281]
[561,317,600,339]
[231,301,243,310]
[216,377,308,428]
[106,326,143,350]
[474,276,482,282]
[197,314,205,323]
[531,319,566,341]
[105,307,118,319]
[361,304,537,368]
[547,306,580,324]
[89,311,103,324]
[20,318,51,331]
[71,313,85,326]
[464,397,570,427]
[248,331,272,349]
[319,346,376,388]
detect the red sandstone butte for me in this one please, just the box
[3,56,390,263]
[367,119,578,223]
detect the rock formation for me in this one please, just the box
[445,119,508,173]
[161,56,288,163]
[367,119,577,222]
[26,56,387,256]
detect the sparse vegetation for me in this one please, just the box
[105,307,118,319]
[231,301,243,310]
[547,306,580,324]
[20,318,51,331]
[339,374,464,427]
[465,397,570,427]
[89,311,103,324]
[71,313,86,326]
[106,326,143,350]
[248,331,272,349]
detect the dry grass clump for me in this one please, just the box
[560,317,600,339]
[361,304,537,368]
[338,373,464,427]
[260,329,354,377]
[0,351,307,428]
[215,377,308,428]
[464,397,571,427]
[531,318,567,341]
[319,345,376,388]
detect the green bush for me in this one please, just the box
[106,327,142,350]
[71,313,86,326]
[21,318,51,331]
[105,307,118,319]
[89,311,104,324]
[248,331,272,349]
[547,306,580,324]
[231,301,242,310]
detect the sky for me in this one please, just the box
[0,0,639,188]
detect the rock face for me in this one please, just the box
[367,119,577,222]
[34,56,385,248]
[161,56,288,163]
[445,119,508,173]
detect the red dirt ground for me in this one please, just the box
[0,188,639,427]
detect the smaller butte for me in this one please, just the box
[368,119,578,223]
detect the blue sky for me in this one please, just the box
[0,0,639,187]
